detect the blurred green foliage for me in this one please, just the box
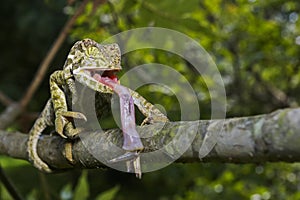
[1,0,300,199]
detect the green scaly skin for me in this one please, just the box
[27,39,168,174]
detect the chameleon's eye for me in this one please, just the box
[87,46,101,58]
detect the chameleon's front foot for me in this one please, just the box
[55,111,87,163]
[55,111,87,138]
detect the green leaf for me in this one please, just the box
[95,185,120,200]
[73,171,89,200]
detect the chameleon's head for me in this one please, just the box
[68,38,122,93]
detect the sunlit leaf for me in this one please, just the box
[73,171,89,200]
[95,185,120,200]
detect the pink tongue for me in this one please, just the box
[93,74,143,151]
[93,74,117,88]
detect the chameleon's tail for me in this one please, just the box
[27,99,54,173]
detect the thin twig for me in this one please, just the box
[0,91,13,106]
[0,103,22,129]
[20,0,90,108]
[0,0,90,130]
[0,165,24,200]
[39,172,51,200]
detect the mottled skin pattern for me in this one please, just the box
[27,39,168,174]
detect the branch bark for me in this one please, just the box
[1,108,300,172]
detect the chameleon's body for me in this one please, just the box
[27,39,168,174]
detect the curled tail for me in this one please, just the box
[27,99,54,173]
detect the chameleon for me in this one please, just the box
[27,38,168,177]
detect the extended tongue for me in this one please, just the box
[93,73,143,149]
[93,72,144,176]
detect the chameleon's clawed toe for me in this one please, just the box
[55,116,68,138]
[62,111,87,121]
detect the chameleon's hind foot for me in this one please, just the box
[54,111,86,168]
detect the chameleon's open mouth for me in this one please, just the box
[99,70,119,82]
[73,67,121,91]
[82,68,119,83]
[91,69,120,86]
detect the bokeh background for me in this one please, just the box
[1,0,300,199]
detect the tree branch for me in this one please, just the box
[1,108,300,172]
